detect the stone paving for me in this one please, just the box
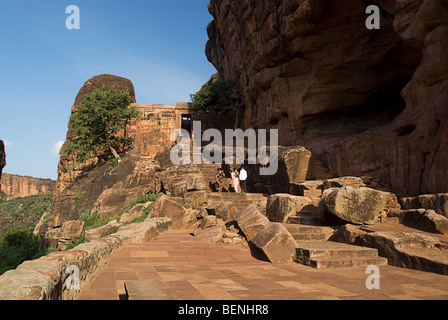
[76,230,448,300]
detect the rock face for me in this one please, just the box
[156,165,207,197]
[206,0,448,196]
[0,173,56,201]
[0,141,5,183]
[399,193,448,217]
[149,194,197,230]
[55,74,136,197]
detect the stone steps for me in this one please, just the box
[206,192,267,213]
[286,210,322,226]
[294,240,388,269]
[282,223,334,241]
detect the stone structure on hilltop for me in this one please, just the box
[205,0,448,196]
[0,174,56,201]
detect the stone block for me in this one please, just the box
[234,204,270,241]
[250,223,297,263]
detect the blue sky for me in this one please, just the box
[0,0,216,180]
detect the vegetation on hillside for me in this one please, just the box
[63,88,141,163]
[0,193,53,235]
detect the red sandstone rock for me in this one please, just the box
[0,141,5,183]
[266,194,313,223]
[55,74,136,197]
[0,173,55,201]
[206,0,448,196]
[149,194,197,230]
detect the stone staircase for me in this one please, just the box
[294,240,388,269]
[286,209,322,226]
[156,146,387,270]
[283,192,388,270]
[207,192,268,214]
[282,223,334,241]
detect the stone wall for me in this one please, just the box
[0,173,56,201]
[126,103,191,158]
[0,217,172,300]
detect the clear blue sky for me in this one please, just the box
[0,0,216,180]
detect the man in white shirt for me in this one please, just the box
[239,166,248,193]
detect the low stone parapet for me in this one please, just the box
[0,217,172,300]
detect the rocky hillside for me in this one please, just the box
[55,74,136,197]
[205,0,448,196]
[0,174,55,201]
[0,141,5,182]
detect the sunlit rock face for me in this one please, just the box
[206,0,448,196]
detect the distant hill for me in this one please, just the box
[0,173,56,201]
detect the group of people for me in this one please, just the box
[215,166,248,193]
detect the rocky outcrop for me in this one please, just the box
[399,193,448,217]
[39,156,160,237]
[55,74,136,197]
[205,0,448,196]
[148,194,197,230]
[0,141,5,183]
[0,173,56,201]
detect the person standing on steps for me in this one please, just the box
[239,166,247,193]
[231,168,240,193]
[215,168,224,192]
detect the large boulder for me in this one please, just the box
[183,190,208,210]
[206,201,238,222]
[55,220,85,250]
[266,194,313,223]
[149,194,196,229]
[120,202,153,224]
[415,210,448,235]
[318,186,387,225]
[90,185,146,218]
[234,204,270,241]
[250,223,297,263]
[156,165,207,197]
[323,177,366,190]
[194,225,223,244]
[85,220,121,242]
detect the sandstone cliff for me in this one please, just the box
[0,141,5,183]
[205,0,448,196]
[0,174,55,200]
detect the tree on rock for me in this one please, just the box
[63,88,140,163]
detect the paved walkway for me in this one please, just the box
[77,230,448,300]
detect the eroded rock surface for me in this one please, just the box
[206,0,448,196]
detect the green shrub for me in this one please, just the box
[0,226,43,275]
